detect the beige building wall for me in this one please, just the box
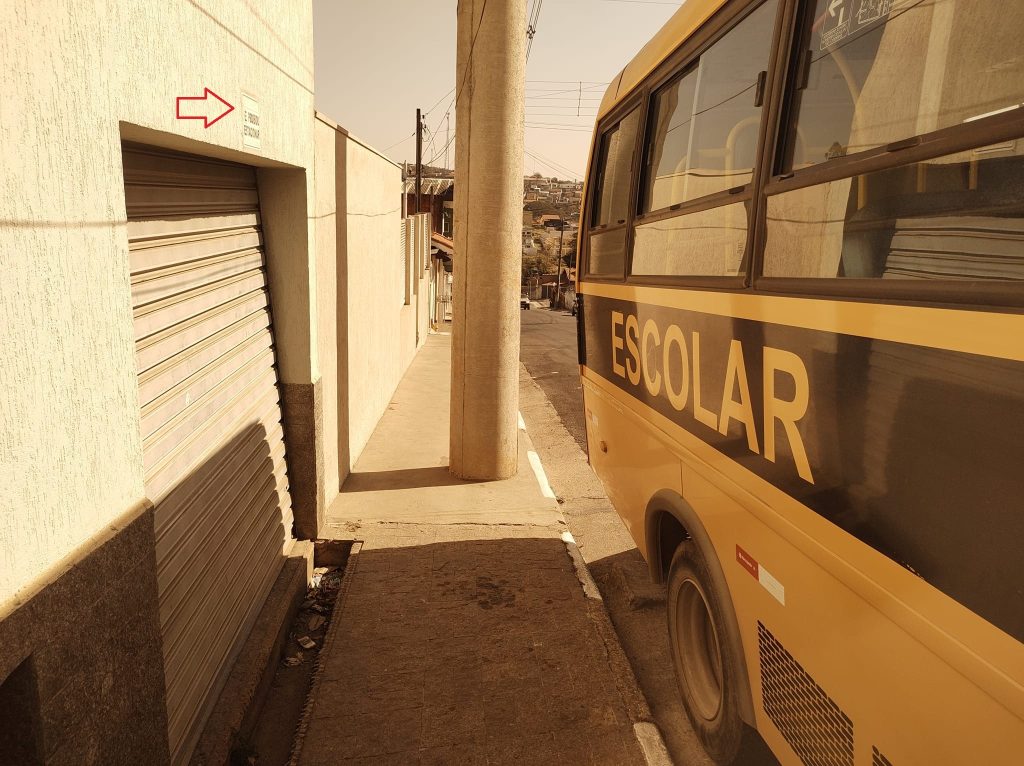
[313,114,428,489]
[0,0,316,608]
[1,6,321,762]
[314,118,343,502]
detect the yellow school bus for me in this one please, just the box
[576,1,1024,764]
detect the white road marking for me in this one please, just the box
[562,531,602,601]
[633,722,674,766]
[527,449,556,499]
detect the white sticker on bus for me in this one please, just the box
[737,544,785,605]
[758,566,786,606]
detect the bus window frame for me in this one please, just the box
[623,0,786,290]
[582,97,647,283]
[751,0,1024,310]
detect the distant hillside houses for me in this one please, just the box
[523,174,583,205]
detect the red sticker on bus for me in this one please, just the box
[736,545,759,579]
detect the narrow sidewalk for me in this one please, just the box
[294,334,655,765]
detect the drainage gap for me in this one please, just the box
[232,541,352,766]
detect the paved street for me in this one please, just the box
[519,306,780,766]
[519,307,587,451]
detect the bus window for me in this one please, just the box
[587,108,641,277]
[765,140,1024,280]
[641,68,699,213]
[632,202,748,276]
[784,0,1024,171]
[641,0,778,212]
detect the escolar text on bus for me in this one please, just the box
[608,309,814,483]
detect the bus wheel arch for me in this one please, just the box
[644,490,756,731]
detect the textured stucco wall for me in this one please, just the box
[0,0,315,607]
[313,119,341,501]
[326,130,428,471]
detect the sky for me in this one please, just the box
[312,0,682,180]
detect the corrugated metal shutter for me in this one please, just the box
[122,144,294,765]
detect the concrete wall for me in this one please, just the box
[1,0,316,608]
[1,1,317,762]
[313,115,429,492]
[314,119,343,503]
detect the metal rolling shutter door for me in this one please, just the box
[122,145,294,764]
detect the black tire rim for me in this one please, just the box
[673,578,724,722]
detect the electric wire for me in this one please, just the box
[383,132,415,152]
[525,0,544,63]
[525,148,581,179]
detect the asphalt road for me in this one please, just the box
[519,303,780,766]
[519,305,587,451]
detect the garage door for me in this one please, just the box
[122,144,294,764]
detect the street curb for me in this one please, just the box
[561,530,602,601]
[634,722,674,766]
[287,540,363,766]
[520,410,674,766]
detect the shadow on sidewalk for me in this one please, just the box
[580,548,780,766]
[341,466,476,493]
[298,535,646,766]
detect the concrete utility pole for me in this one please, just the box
[450,0,526,480]
[556,216,565,309]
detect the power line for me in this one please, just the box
[425,87,455,116]
[528,145,583,176]
[525,148,582,179]
[383,132,415,152]
[527,83,606,89]
[455,0,489,108]
[426,92,457,160]
[526,125,594,132]
[527,112,598,117]
[426,131,456,166]
[419,0,496,171]
[423,120,436,161]
[527,96,604,102]
[525,0,544,62]
[526,121,596,127]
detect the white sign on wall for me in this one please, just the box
[242,94,261,149]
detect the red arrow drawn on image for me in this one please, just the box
[175,88,234,128]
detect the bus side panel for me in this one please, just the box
[582,379,681,561]
[683,464,1024,766]
[585,367,1024,765]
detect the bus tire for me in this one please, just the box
[667,540,744,765]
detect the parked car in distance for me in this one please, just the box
[520,294,531,310]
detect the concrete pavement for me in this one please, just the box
[293,334,666,766]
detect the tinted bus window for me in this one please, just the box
[641,0,778,212]
[764,141,1024,279]
[632,202,748,276]
[592,109,640,227]
[588,108,640,276]
[786,0,1024,170]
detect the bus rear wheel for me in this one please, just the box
[667,541,744,765]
